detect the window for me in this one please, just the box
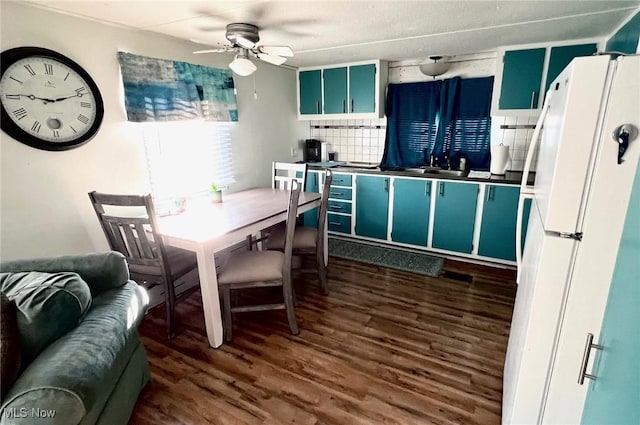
[142,121,234,210]
[382,77,493,170]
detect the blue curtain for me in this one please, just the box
[381,76,493,170]
[381,81,442,169]
[117,52,238,122]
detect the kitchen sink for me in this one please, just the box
[423,169,470,177]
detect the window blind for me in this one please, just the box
[142,121,235,204]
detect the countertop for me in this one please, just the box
[307,163,534,186]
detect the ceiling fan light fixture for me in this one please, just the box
[229,51,257,76]
[419,55,451,78]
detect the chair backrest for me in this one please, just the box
[316,169,333,247]
[88,191,169,284]
[272,162,308,190]
[282,180,302,274]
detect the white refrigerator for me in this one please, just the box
[503,54,640,424]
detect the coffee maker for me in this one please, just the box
[303,139,322,162]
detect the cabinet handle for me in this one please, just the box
[530,91,536,109]
[425,181,431,195]
[342,99,346,113]
[486,186,493,201]
[329,205,343,210]
[384,178,389,192]
[439,182,445,197]
[317,101,320,114]
[578,333,604,385]
[329,221,342,226]
[330,191,343,196]
[351,99,354,112]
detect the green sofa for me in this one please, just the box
[0,251,150,425]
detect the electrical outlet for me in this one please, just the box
[290,147,297,157]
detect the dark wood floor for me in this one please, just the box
[130,256,517,425]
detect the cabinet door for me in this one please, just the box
[432,181,478,253]
[349,64,376,113]
[299,70,322,115]
[323,67,347,114]
[545,43,598,91]
[392,179,431,246]
[303,171,320,228]
[355,175,389,240]
[499,48,546,110]
[478,185,520,260]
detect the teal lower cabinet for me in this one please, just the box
[303,171,320,228]
[355,175,390,240]
[478,185,520,260]
[391,178,431,246]
[432,181,479,254]
[328,213,351,234]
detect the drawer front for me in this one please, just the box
[331,173,353,187]
[328,213,351,234]
[328,187,353,200]
[327,200,352,214]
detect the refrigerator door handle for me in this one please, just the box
[515,194,531,284]
[520,90,553,193]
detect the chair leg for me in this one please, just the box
[282,275,299,335]
[165,281,177,339]
[221,284,233,342]
[316,251,329,295]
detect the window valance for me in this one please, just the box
[117,52,238,122]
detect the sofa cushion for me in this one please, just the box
[0,282,148,425]
[0,272,92,364]
[0,292,21,402]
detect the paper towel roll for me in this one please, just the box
[490,145,510,175]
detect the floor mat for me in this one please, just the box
[329,238,444,277]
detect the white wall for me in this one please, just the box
[0,1,307,261]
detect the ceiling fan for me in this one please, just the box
[194,23,294,76]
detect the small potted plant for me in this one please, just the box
[210,183,223,203]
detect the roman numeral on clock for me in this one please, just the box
[12,108,27,120]
[31,121,41,133]
[5,94,21,100]
[53,130,60,138]
[80,102,91,108]
[24,64,36,76]
[75,87,86,96]
[77,114,89,124]
[44,63,54,75]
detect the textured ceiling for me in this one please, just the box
[23,0,640,67]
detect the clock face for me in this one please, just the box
[0,47,104,151]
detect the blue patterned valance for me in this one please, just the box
[117,52,238,122]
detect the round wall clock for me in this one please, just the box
[0,47,104,151]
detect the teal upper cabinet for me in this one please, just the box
[392,178,431,247]
[499,48,546,110]
[605,11,640,55]
[349,64,376,113]
[323,67,347,114]
[355,175,389,240]
[492,40,601,116]
[297,60,388,120]
[432,181,478,254]
[478,185,520,261]
[299,70,322,115]
[545,43,597,91]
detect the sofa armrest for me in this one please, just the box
[0,251,130,296]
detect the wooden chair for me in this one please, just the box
[266,169,333,295]
[88,191,199,339]
[218,181,302,342]
[272,161,308,190]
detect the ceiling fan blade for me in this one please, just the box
[236,35,256,50]
[258,45,293,57]
[257,53,287,66]
[193,48,230,54]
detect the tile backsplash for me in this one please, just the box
[306,115,538,171]
[490,116,539,172]
[308,118,387,164]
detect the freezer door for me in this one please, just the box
[534,56,610,233]
[503,204,577,424]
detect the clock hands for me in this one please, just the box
[14,92,84,104]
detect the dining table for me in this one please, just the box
[155,187,324,348]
